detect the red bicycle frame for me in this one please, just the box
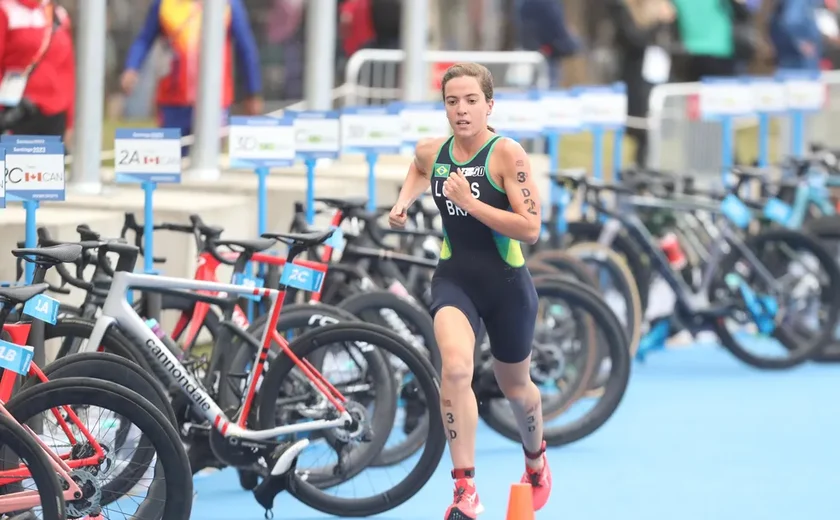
[0,323,106,485]
[169,251,348,419]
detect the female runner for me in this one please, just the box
[389,62,551,520]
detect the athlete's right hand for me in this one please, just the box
[120,70,139,95]
[389,203,408,229]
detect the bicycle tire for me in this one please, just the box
[20,352,177,503]
[337,290,439,467]
[803,214,840,361]
[0,412,66,520]
[566,242,643,359]
[563,220,652,313]
[480,276,631,447]
[527,253,600,289]
[5,377,193,520]
[257,322,446,517]
[711,227,840,369]
[49,317,149,371]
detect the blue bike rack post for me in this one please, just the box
[1,135,63,283]
[113,128,182,319]
[775,69,824,160]
[747,76,787,168]
[287,110,341,226]
[2,134,64,373]
[228,115,296,319]
[340,105,402,211]
[539,89,581,235]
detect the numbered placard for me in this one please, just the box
[340,106,403,154]
[777,70,824,112]
[228,115,296,168]
[749,77,787,114]
[289,110,341,160]
[394,102,450,148]
[2,136,65,201]
[699,78,754,120]
[0,145,6,209]
[539,90,582,132]
[22,293,59,325]
[280,264,325,293]
[488,91,543,138]
[577,84,627,129]
[0,339,34,375]
[763,198,793,225]
[231,272,265,302]
[114,128,182,184]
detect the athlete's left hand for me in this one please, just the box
[442,168,475,211]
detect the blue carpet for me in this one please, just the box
[192,343,840,519]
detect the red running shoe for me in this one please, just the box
[444,469,484,520]
[521,441,552,511]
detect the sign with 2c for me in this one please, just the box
[280,264,325,293]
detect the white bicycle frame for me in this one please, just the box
[83,270,352,442]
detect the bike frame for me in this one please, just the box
[0,323,92,511]
[83,272,352,442]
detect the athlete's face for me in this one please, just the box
[444,76,493,138]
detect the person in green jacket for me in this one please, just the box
[670,0,738,80]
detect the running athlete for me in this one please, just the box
[389,62,551,520]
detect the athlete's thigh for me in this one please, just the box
[431,277,481,368]
[483,274,539,364]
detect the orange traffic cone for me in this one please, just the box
[505,483,535,520]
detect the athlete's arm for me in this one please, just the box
[461,139,542,244]
[123,0,162,73]
[230,0,263,98]
[394,138,439,210]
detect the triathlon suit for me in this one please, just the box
[429,134,538,363]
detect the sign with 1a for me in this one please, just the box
[340,106,402,154]
[23,293,59,325]
[1,135,65,201]
[289,110,341,160]
[280,263,325,293]
[0,339,34,375]
[229,115,296,168]
[114,128,182,183]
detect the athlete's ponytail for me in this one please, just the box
[487,125,495,132]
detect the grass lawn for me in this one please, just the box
[99,118,772,175]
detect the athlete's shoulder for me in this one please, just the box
[490,137,529,170]
[413,137,449,173]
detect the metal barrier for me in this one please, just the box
[343,49,551,106]
[647,71,840,184]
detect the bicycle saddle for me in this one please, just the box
[315,196,368,211]
[261,229,336,248]
[0,283,49,306]
[215,238,276,253]
[12,244,83,265]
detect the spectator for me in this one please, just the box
[670,0,737,80]
[608,0,676,167]
[340,0,375,57]
[0,0,75,144]
[370,0,402,49]
[266,0,305,100]
[120,0,263,151]
[518,0,580,85]
[770,0,825,71]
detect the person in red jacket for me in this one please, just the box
[0,0,75,143]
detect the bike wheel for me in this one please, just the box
[337,290,439,467]
[803,215,840,361]
[528,252,600,289]
[5,378,193,520]
[480,277,631,446]
[566,242,643,359]
[711,228,840,369]
[20,352,178,502]
[0,412,66,520]
[257,322,445,517]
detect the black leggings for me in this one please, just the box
[430,267,538,364]
[10,110,67,137]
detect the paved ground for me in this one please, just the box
[191,343,840,520]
